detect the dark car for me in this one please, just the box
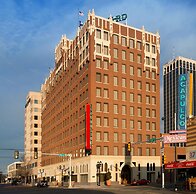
[131,179,150,185]
[35,180,48,187]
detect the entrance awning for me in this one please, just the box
[165,161,196,169]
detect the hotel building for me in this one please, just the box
[41,10,160,184]
[24,91,42,183]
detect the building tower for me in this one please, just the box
[41,10,160,184]
[24,91,42,182]
[163,56,196,134]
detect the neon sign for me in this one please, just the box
[178,74,187,130]
[112,14,127,22]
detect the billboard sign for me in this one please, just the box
[163,134,186,144]
[178,74,187,130]
[112,14,127,22]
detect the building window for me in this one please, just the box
[104,117,109,127]
[122,105,126,115]
[96,132,101,141]
[113,90,118,100]
[130,93,134,102]
[152,148,156,156]
[152,71,156,79]
[146,70,150,78]
[137,81,142,90]
[122,119,126,129]
[152,45,156,54]
[114,132,118,142]
[146,135,150,142]
[137,94,142,103]
[130,52,134,62]
[103,60,109,70]
[103,89,109,98]
[152,58,156,66]
[146,122,150,131]
[138,148,142,156]
[34,99,38,104]
[96,29,101,39]
[96,146,101,155]
[122,64,126,74]
[146,57,150,65]
[146,95,150,104]
[34,131,38,136]
[137,107,142,117]
[96,117,101,126]
[104,146,109,155]
[138,134,142,142]
[146,43,150,52]
[114,48,118,58]
[130,39,134,48]
[137,54,142,63]
[113,34,119,44]
[146,108,150,117]
[114,104,118,114]
[104,31,109,41]
[96,102,101,112]
[146,148,150,156]
[122,133,126,143]
[122,91,126,101]
[34,108,38,112]
[96,58,101,68]
[130,134,134,143]
[34,124,38,128]
[113,76,118,86]
[103,74,109,84]
[130,66,134,75]
[96,73,101,82]
[114,147,118,156]
[104,46,109,55]
[152,96,156,105]
[114,62,118,72]
[130,120,134,129]
[122,37,127,46]
[137,41,142,50]
[152,109,156,117]
[130,106,134,116]
[114,118,118,128]
[137,68,142,77]
[152,84,156,92]
[122,50,126,60]
[104,132,109,142]
[96,87,101,97]
[130,80,134,89]
[34,115,38,120]
[146,83,150,91]
[96,44,101,53]
[152,122,156,131]
[34,139,38,144]
[103,103,109,113]
[122,78,126,87]
[138,121,142,130]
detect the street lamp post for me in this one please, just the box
[174,113,177,186]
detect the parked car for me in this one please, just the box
[131,179,150,185]
[35,180,48,187]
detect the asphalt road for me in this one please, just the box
[0,184,190,194]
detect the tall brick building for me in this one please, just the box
[41,10,160,184]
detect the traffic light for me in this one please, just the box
[14,150,19,159]
[127,142,131,152]
[162,154,166,164]
[34,151,38,159]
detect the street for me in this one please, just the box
[0,183,191,194]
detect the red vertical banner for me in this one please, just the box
[85,104,91,150]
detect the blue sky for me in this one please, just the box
[0,0,196,173]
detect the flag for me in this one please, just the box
[79,21,83,27]
[79,11,84,16]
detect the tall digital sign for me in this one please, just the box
[178,74,187,130]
